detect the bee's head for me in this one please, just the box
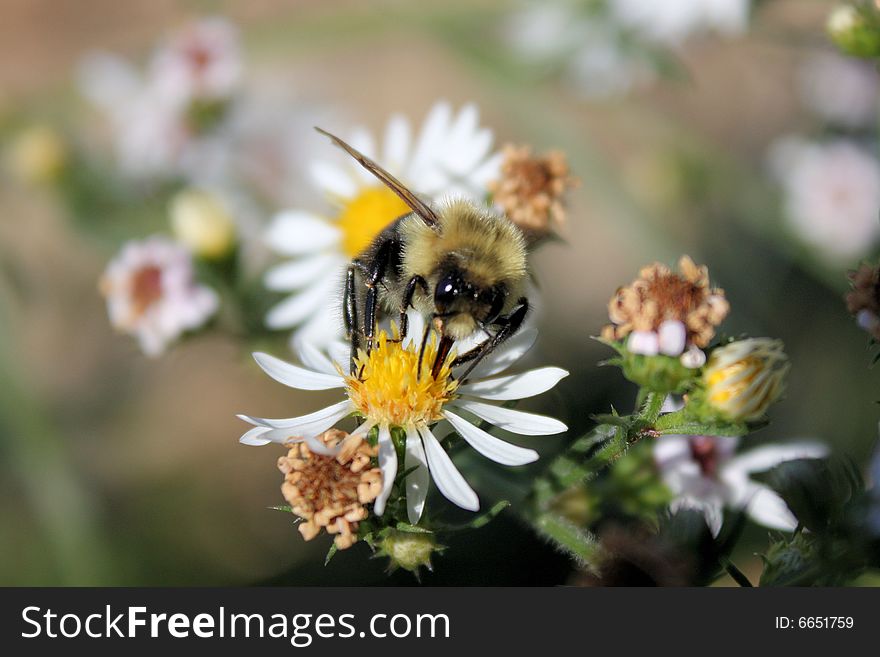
[433,267,505,340]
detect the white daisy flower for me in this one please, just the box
[654,433,827,536]
[768,136,880,263]
[238,313,568,524]
[100,236,219,357]
[77,17,242,180]
[262,101,503,348]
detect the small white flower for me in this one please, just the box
[610,0,751,45]
[78,17,242,179]
[149,17,243,106]
[238,312,567,523]
[798,51,879,129]
[263,101,502,348]
[768,136,880,263]
[654,433,827,535]
[100,236,218,357]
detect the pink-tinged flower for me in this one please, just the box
[654,433,827,535]
[100,236,218,356]
[768,136,880,263]
[77,17,242,179]
[798,51,879,129]
[149,17,243,106]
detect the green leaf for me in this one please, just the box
[324,543,338,566]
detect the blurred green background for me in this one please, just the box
[0,0,876,586]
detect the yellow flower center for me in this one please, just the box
[336,186,411,257]
[706,356,760,405]
[344,330,459,428]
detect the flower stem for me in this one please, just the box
[721,557,753,587]
[532,512,601,572]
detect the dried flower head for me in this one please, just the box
[602,256,729,363]
[277,429,382,550]
[846,263,880,340]
[489,144,577,239]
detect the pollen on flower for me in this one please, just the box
[489,143,577,239]
[344,329,459,428]
[601,256,729,355]
[278,429,382,550]
[337,186,411,257]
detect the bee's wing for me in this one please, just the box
[315,127,440,229]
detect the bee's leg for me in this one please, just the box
[362,238,396,353]
[399,275,428,339]
[344,264,362,375]
[453,298,529,384]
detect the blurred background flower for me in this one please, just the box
[1,0,879,586]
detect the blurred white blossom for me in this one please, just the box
[78,17,242,179]
[610,0,750,45]
[797,51,879,129]
[100,236,218,356]
[768,136,880,263]
[654,433,827,535]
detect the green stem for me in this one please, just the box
[532,512,601,572]
[638,391,667,424]
[721,557,753,587]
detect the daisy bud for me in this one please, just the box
[378,529,439,573]
[827,4,880,59]
[170,188,236,260]
[700,338,789,423]
[6,124,67,184]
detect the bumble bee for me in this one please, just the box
[315,128,530,380]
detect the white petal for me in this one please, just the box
[265,274,339,329]
[402,308,427,349]
[309,160,358,199]
[658,320,686,356]
[383,113,411,170]
[265,210,340,255]
[328,340,351,370]
[451,399,567,436]
[444,411,538,466]
[726,442,828,475]
[458,366,568,401]
[236,399,354,438]
[471,327,538,378]
[409,101,452,178]
[252,351,345,390]
[405,426,430,524]
[373,425,397,517]
[742,482,798,531]
[239,426,274,446]
[295,341,339,375]
[264,253,340,291]
[419,425,479,511]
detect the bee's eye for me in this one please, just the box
[435,273,464,306]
